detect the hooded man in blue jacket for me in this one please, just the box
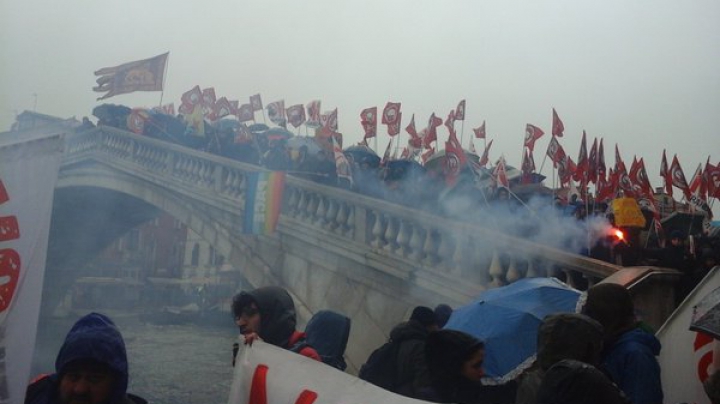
[25,312,145,404]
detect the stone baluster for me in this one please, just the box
[488,250,505,288]
[305,193,318,221]
[451,238,464,277]
[344,205,354,237]
[505,257,522,283]
[525,259,540,278]
[370,211,385,249]
[423,229,439,266]
[409,225,425,262]
[335,202,348,234]
[383,217,398,253]
[396,220,411,257]
[437,232,455,273]
[314,197,327,226]
[325,199,339,231]
[286,187,299,216]
[296,190,308,218]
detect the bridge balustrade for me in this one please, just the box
[64,127,620,296]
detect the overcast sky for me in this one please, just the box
[2,0,719,206]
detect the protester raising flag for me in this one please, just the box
[93,52,168,100]
[473,121,486,139]
[360,107,378,140]
[243,171,286,235]
[455,99,466,121]
[551,108,564,137]
[524,124,545,152]
[670,155,691,200]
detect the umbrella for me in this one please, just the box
[690,286,720,339]
[344,144,381,168]
[444,277,581,381]
[264,127,294,141]
[423,148,480,173]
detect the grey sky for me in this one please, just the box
[2,0,719,207]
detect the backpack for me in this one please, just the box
[358,339,402,391]
[291,310,351,371]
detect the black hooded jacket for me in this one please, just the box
[247,286,298,348]
[389,320,432,398]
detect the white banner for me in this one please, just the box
[229,339,425,404]
[0,135,64,404]
[657,266,720,404]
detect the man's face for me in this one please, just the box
[235,303,261,335]
[59,361,116,404]
[460,348,485,382]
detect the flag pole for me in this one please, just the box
[158,52,170,107]
[460,119,466,146]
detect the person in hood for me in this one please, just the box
[389,306,439,398]
[421,329,516,404]
[232,286,320,361]
[582,283,663,404]
[25,312,145,404]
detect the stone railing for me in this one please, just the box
[63,127,621,295]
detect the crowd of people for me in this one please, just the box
[29,277,720,404]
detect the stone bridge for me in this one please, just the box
[50,126,676,371]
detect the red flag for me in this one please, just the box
[305,100,322,128]
[405,114,418,139]
[267,100,286,125]
[286,104,306,128]
[444,129,467,186]
[546,136,566,166]
[551,108,564,137]
[524,124,545,152]
[236,104,254,122]
[473,121,486,139]
[688,164,706,200]
[479,139,493,167]
[660,149,672,196]
[250,94,263,111]
[382,102,401,125]
[93,52,169,100]
[706,160,720,199]
[179,85,202,114]
[597,138,607,181]
[360,107,378,139]
[493,157,510,189]
[424,113,442,149]
[455,100,466,121]
[202,88,217,109]
[521,149,536,184]
[670,155,691,199]
[558,156,576,185]
[444,110,456,133]
[388,112,402,136]
[630,158,653,198]
[614,144,623,171]
[380,138,393,166]
[421,147,435,165]
[588,138,598,184]
[574,130,588,183]
[127,108,149,134]
[210,97,233,121]
[318,109,339,137]
[596,172,614,202]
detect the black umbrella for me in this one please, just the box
[690,286,720,339]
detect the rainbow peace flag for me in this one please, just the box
[243,171,286,235]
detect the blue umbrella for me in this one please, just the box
[444,277,581,381]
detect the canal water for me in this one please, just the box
[32,313,238,404]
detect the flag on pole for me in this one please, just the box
[588,138,598,184]
[425,113,443,149]
[0,135,64,404]
[250,94,263,111]
[574,130,588,183]
[305,100,322,128]
[444,128,467,186]
[360,107,378,139]
[524,124,545,152]
[267,100,286,125]
[670,155,691,200]
[93,52,168,100]
[706,160,720,199]
[660,149,672,196]
[597,138,607,181]
[243,171,286,235]
[236,104,254,122]
[473,121,486,139]
[382,102,401,136]
[210,97,233,121]
[493,157,510,189]
[521,149,536,184]
[546,136,566,166]
[286,104,306,128]
[178,85,202,114]
[455,99,466,121]
[444,110,456,133]
[405,113,418,139]
[202,87,217,114]
[479,139,494,167]
[551,108,564,137]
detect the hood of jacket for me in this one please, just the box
[390,320,430,343]
[55,312,129,404]
[248,286,297,348]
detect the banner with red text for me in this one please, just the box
[0,134,64,404]
[228,339,424,404]
[657,266,720,404]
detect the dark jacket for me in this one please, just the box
[389,320,432,398]
[247,286,319,360]
[601,327,663,404]
[537,359,631,404]
[25,313,145,404]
